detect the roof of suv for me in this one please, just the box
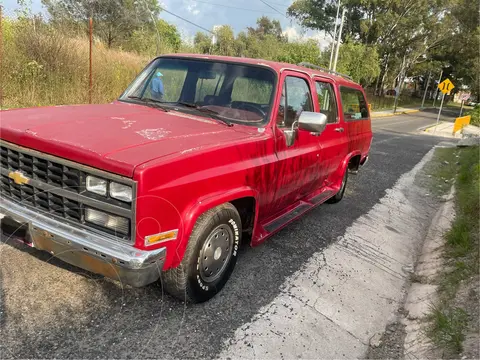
[159,53,359,87]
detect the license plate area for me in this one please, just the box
[0,216,33,246]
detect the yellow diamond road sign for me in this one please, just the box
[438,78,454,94]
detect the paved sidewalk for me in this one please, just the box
[423,121,480,139]
[371,107,423,118]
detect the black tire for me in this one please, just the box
[161,203,241,303]
[327,169,348,204]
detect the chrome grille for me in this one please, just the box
[1,145,82,192]
[1,173,82,222]
[0,141,135,242]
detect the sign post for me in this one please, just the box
[433,70,443,108]
[434,78,455,134]
[458,93,471,117]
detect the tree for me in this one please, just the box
[194,32,212,54]
[428,0,480,97]
[287,0,339,38]
[247,16,285,42]
[336,41,380,85]
[125,19,181,55]
[212,25,236,56]
[276,39,320,65]
[41,0,160,47]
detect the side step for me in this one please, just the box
[263,190,334,234]
[264,202,311,233]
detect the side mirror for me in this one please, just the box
[298,112,328,134]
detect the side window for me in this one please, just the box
[276,76,313,128]
[315,81,338,124]
[340,87,369,120]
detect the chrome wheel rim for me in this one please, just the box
[199,224,234,283]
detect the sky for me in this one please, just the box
[1,0,331,47]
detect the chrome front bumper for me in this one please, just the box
[0,196,166,287]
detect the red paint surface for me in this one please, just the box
[0,54,372,270]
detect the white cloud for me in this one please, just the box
[283,26,299,40]
[283,26,332,50]
[186,1,200,16]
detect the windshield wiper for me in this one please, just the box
[127,96,169,112]
[174,102,233,127]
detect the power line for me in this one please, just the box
[193,0,280,14]
[266,1,291,7]
[159,6,214,34]
[258,0,288,19]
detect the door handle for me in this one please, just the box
[334,127,344,133]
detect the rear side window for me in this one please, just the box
[315,81,338,124]
[340,87,369,120]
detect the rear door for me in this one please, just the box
[339,86,372,157]
[313,78,349,186]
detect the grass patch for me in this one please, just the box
[2,19,148,109]
[424,147,458,196]
[426,146,479,356]
[427,305,469,354]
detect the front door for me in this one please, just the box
[313,78,349,186]
[270,72,321,214]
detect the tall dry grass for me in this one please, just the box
[2,18,149,109]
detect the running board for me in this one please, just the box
[263,190,334,234]
[264,202,311,233]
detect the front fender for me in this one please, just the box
[165,186,259,269]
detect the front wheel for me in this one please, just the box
[327,170,348,204]
[161,203,241,303]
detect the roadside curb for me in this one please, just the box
[371,109,421,119]
[418,123,439,132]
[401,186,456,358]
[417,123,437,132]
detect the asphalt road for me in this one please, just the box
[0,110,453,359]
[372,107,460,133]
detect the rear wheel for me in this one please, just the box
[161,203,241,303]
[327,169,348,204]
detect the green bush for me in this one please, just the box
[468,104,480,126]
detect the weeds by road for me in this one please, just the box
[426,146,479,357]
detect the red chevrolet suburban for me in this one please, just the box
[0,55,372,302]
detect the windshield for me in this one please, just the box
[119,57,277,125]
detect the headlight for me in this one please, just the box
[85,208,130,235]
[86,176,107,196]
[109,182,133,203]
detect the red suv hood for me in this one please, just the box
[0,102,254,177]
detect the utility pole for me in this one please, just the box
[421,70,431,109]
[332,7,346,73]
[433,69,443,108]
[328,0,341,70]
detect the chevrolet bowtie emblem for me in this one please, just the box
[8,170,29,186]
